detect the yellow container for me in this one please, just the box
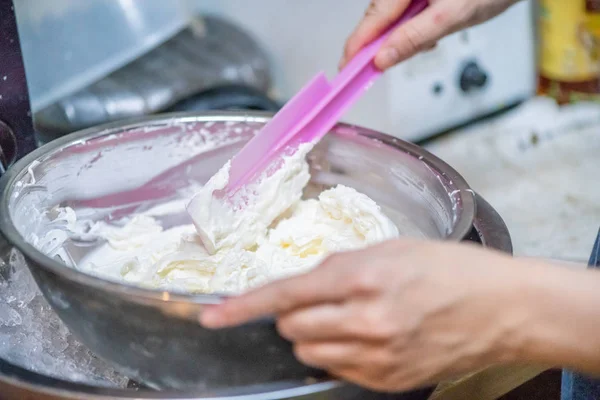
[538,0,600,102]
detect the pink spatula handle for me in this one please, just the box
[227,0,428,192]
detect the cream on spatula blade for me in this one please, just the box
[187,0,428,254]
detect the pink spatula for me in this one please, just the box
[226,0,428,194]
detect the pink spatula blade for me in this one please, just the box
[227,73,331,191]
[226,0,428,193]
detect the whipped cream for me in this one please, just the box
[186,144,312,254]
[78,145,399,294]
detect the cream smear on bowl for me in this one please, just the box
[76,143,399,294]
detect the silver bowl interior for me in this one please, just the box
[0,112,475,393]
[3,113,475,295]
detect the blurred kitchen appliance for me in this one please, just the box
[193,0,536,141]
[32,16,276,143]
[10,0,277,144]
[13,0,192,113]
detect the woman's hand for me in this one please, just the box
[201,239,544,392]
[341,0,521,70]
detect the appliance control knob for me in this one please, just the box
[459,61,488,92]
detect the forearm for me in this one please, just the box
[506,261,600,375]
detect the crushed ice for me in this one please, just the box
[0,248,129,387]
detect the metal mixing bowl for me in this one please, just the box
[0,112,476,394]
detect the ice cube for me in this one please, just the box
[0,304,21,326]
[0,248,129,388]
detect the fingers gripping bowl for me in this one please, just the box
[0,112,476,392]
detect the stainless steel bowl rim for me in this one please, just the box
[0,111,476,306]
[0,358,343,399]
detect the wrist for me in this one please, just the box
[501,260,600,373]
[475,257,549,365]
[454,254,555,367]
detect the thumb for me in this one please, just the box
[375,3,461,69]
[341,0,412,69]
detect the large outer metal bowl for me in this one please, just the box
[0,112,476,395]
